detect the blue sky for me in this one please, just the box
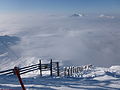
[0,0,120,14]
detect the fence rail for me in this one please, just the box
[0,59,59,76]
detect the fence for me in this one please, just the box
[0,60,93,77]
[63,64,93,77]
[0,59,59,77]
[0,60,93,90]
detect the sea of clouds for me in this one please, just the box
[0,13,120,69]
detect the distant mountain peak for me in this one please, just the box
[71,13,85,17]
[99,14,115,19]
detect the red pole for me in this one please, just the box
[14,67,26,90]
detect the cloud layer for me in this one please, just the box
[0,13,120,68]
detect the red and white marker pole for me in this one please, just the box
[14,67,26,90]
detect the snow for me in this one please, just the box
[0,66,120,90]
[71,13,85,17]
[94,75,118,81]
[0,13,120,89]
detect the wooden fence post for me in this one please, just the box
[39,60,42,76]
[67,67,70,76]
[56,62,59,76]
[64,67,67,76]
[70,66,73,76]
[14,67,26,90]
[77,67,79,73]
[73,67,75,73]
[50,59,53,76]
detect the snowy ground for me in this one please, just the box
[0,65,120,90]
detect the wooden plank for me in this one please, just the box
[67,68,70,76]
[20,66,38,72]
[0,71,13,76]
[70,67,73,76]
[20,68,39,75]
[56,62,59,76]
[39,60,42,76]
[50,59,53,76]
[41,64,50,68]
[64,67,67,76]
[0,69,13,73]
[20,64,39,70]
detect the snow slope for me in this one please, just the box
[0,65,120,90]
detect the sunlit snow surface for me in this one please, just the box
[0,65,120,90]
